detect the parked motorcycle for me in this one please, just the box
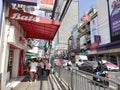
[93,71,109,86]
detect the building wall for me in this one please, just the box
[0,0,5,73]
[97,0,111,45]
[0,2,28,89]
[12,49,20,78]
[55,1,78,50]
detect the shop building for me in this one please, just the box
[0,4,28,90]
[96,0,120,66]
[0,1,60,90]
[0,1,4,89]
[77,8,98,61]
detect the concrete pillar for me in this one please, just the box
[12,49,20,78]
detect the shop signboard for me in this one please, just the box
[7,26,27,49]
[40,0,54,11]
[81,10,91,22]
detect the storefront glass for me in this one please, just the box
[7,49,14,78]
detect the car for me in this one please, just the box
[61,60,68,67]
[75,55,88,67]
[102,60,119,71]
[78,61,98,73]
[54,59,62,66]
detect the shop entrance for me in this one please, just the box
[7,49,14,78]
[118,55,120,70]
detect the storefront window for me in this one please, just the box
[110,55,117,65]
[7,49,14,78]
[118,55,120,70]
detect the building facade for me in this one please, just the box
[97,0,120,66]
[54,0,79,55]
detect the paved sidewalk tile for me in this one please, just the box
[13,74,61,90]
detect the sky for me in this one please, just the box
[79,0,97,22]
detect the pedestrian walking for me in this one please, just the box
[29,58,38,82]
[40,58,46,76]
[46,60,51,77]
[36,57,42,78]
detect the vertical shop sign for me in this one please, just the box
[72,28,78,49]
[90,16,98,43]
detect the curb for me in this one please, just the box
[54,73,71,90]
[50,74,63,90]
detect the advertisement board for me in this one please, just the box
[108,0,120,32]
[108,0,120,42]
[90,16,98,43]
[72,29,78,49]
[40,0,54,11]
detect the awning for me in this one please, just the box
[6,0,37,6]
[25,52,37,56]
[8,8,60,40]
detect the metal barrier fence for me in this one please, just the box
[55,67,120,90]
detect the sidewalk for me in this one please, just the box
[12,74,63,90]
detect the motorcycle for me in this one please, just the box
[93,71,109,86]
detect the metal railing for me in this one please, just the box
[55,67,120,90]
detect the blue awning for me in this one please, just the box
[6,0,37,6]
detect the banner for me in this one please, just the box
[108,0,120,32]
[108,0,120,42]
[90,16,98,43]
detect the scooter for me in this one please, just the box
[93,71,109,86]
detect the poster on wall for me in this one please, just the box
[90,16,98,43]
[108,0,120,32]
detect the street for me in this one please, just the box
[66,64,120,90]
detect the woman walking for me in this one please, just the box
[46,60,51,77]
[29,58,38,82]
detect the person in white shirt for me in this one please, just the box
[29,59,38,82]
[37,57,42,78]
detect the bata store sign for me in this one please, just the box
[9,9,40,22]
[8,8,57,24]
